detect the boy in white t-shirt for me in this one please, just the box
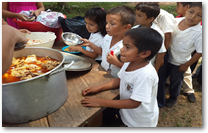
[132,2,166,72]
[154,8,175,50]
[132,2,168,109]
[165,2,202,107]
[81,27,163,127]
[81,6,136,78]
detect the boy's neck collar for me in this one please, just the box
[127,60,149,72]
[111,33,125,41]
[179,18,201,31]
[140,22,152,28]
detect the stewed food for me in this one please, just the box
[2,54,60,84]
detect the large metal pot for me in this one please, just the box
[2,47,74,124]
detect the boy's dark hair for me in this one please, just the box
[180,2,192,7]
[107,6,136,27]
[84,7,107,36]
[189,2,202,9]
[135,2,160,20]
[124,27,162,61]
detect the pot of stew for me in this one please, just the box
[2,47,74,124]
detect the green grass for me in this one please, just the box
[43,2,177,18]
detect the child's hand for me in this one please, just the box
[80,38,91,47]
[81,97,103,107]
[107,52,117,64]
[82,86,100,96]
[178,64,189,72]
[68,45,81,51]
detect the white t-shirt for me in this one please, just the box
[153,9,175,33]
[168,17,202,66]
[101,34,123,78]
[132,24,166,65]
[118,62,159,127]
[86,32,103,61]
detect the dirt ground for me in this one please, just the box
[157,77,202,127]
[158,59,203,128]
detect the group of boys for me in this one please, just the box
[81,2,202,127]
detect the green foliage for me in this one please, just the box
[43,2,177,18]
[43,2,129,18]
[160,5,177,17]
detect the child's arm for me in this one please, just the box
[68,46,98,59]
[80,38,102,55]
[164,33,172,50]
[82,78,120,96]
[82,76,141,109]
[154,53,165,72]
[179,52,202,72]
[81,97,141,109]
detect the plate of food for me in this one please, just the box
[62,45,86,54]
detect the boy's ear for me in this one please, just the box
[185,4,190,10]
[124,24,132,31]
[138,50,151,59]
[148,17,155,23]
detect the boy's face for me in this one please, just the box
[85,18,99,33]
[120,36,139,63]
[135,9,151,26]
[106,14,128,36]
[185,6,202,26]
[176,2,189,16]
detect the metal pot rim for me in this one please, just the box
[2,47,65,86]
